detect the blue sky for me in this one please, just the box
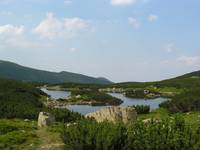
[0,0,200,82]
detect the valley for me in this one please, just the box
[0,63,200,149]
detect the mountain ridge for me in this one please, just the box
[0,60,112,84]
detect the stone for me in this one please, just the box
[142,118,151,124]
[85,106,137,124]
[38,112,55,127]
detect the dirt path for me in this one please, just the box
[36,127,65,150]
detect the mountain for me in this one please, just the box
[0,60,112,84]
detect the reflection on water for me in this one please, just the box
[67,105,108,115]
[41,88,71,99]
[108,93,167,110]
[42,88,168,115]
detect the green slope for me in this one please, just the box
[0,79,44,119]
[110,70,200,89]
[0,60,112,84]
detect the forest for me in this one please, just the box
[0,79,83,122]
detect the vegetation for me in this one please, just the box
[110,70,200,89]
[1,67,200,149]
[68,90,123,105]
[133,105,150,114]
[54,82,106,90]
[0,79,84,122]
[0,119,65,150]
[125,89,160,99]
[0,119,38,149]
[0,60,111,84]
[62,116,200,150]
[160,89,200,113]
[47,108,84,123]
[0,79,45,119]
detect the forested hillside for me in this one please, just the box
[0,60,112,84]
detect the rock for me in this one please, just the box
[142,118,151,124]
[85,106,137,123]
[186,112,191,115]
[75,95,81,98]
[38,112,55,127]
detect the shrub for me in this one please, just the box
[132,105,150,114]
[62,116,200,150]
[160,89,200,113]
[71,90,123,105]
[47,108,83,123]
[62,120,127,150]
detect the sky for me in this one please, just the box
[0,0,200,82]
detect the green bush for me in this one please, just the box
[132,105,150,114]
[62,120,127,150]
[47,108,83,123]
[0,124,18,135]
[160,89,200,113]
[0,79,45,119]
[71,90,122,105]
[62,116,200,150]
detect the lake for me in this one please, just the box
[41,88,168,115]
[41,88,71,99]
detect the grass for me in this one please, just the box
[0,119,39,150]
[0,110,199,149]
[138,108,200,130]
[0,119,65,150]
[36,124,64,150]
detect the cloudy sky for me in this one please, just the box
[0,0,200,82]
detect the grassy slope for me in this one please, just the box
[112,71,200,89]
[0,119,64,150]
[138,108,200,129]
[0,79,45,119]
[1,109,199,149]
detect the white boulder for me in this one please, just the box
[38,112,55,127]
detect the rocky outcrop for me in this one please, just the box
[85,106,137,123]
[38,112,55,127]
[99,88,125,93]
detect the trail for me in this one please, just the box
[36,127,65,150]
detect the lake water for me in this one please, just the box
[42,88,168,115]
[41,88,71,99]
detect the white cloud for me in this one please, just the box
[64,18,89,31]
[33,13,91,39]
[177,56,200,66]
[0,24,24,35]
[33,13,63,39]
[128,17,140,29]
[111,0,137,6]
[148,14,158,22]
[0,24,51,49]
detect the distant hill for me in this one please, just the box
[0,60,112,84]
[174,70,200,79]
[110,70,200,89]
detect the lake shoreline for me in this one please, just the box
[41,88,168,115]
